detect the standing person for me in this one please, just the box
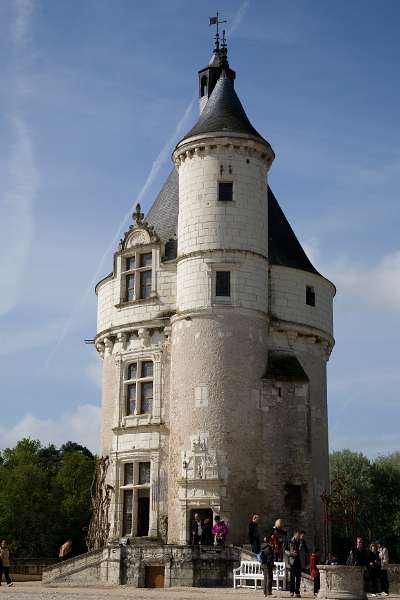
[326,553,338,566]
[368,543,381,596]
[347,537,369,567]
[377,540,389,596]
[191,513,203,545]
[310,548,320,596]
[287,529,302,598]
[299,531,309,572]
[0,540,13,587]
[248,514,261,554]
[272,519,287,561]
[259,536,275,597]
[201,518,213,545]
[212,515,229,547]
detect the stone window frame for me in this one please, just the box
[206,260,239,306]
[117,245,158,306]
[118,350,162,428]
[115,451,160,538]
[124,359,154,417]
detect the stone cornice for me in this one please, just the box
[172,134,274,171]
[176,247,268,264]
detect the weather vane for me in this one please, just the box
[209,12,227,51]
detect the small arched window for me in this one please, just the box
[200,75,208,97]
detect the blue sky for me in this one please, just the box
[0,0,399,457]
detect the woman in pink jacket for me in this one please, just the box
[212,515,229,547]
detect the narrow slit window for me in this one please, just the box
[306,286,316,306]
[218,181,233,201]
[216,271,231,297]
[200,75,208,97]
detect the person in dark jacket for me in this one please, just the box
[201,518,213,545]
[248,514,261,554]
[287,530,302,598]
[299,531,309,572]
[368,543,381,595]
[347,537,369,567]
[191,513,203,545]
[259,536,275,597]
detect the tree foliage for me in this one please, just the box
[330,450,400,562]
[0,438,96,558]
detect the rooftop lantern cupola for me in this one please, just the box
[198,14,235,113]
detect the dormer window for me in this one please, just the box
[122,251,153,302]
[200,75,208,97]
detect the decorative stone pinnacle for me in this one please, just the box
[133,203,144,225]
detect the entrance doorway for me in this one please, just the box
[189,508,213,544]
[145,565,165,588]
[137,488,150,537]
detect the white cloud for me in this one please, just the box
[326,251,400,312]
[0,404,101,454]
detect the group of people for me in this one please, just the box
[191,513,229,547]
[347,537,390,595]
[0,540,13,587]
[249,516,391,598]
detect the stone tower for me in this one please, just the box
[95,39,335,549]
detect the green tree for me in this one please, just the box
[329,449,400,562]
[0,438,96,558]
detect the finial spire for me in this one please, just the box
[133,203,144,225]
[209,12,227,53]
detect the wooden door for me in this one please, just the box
[145,565,165,588]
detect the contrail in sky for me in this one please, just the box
[45,1,251,365]
[44,94,195,367]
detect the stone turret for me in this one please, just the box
[96,37,335,551]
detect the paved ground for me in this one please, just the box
[0,583,313,600]
[0,585,397,600]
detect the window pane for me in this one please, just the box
[140,253,152,267]
[126,384,136,415]
[306,286,315,307]
[127,363,137,380]
[141,361,153,378]
[216,271,231,296]
[140,270,152,299]
[124,463,133,485]
[218,181,233,201]
[140,382,153,414]
[126,274,135,302]
[122,490,133,535]
[126,256,135,270]
[139,462,151,484]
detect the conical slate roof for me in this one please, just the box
[178,73,268,145]
[146,170,319,276]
